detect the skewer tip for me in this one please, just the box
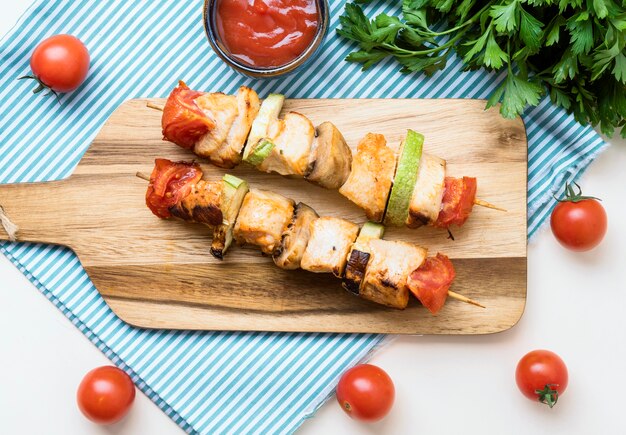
[474,198,507,212]
[146,102,165,112]
[447,290,486,309]
[136,172,151,182]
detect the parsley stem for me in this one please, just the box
[381,31,465,57]
[386,3,492,58]
[418,3,493,37]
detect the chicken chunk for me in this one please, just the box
[407,153,446,228]
[169,179,223,226]
[212,87,261,168]
[193,93,238,166]
[360,239,427,309]
[233,189,295,255]
[305,122,352,189]
[257,112,315,177]
[300,217,360,277]
[273,202,319,270]
[339,133,397,222]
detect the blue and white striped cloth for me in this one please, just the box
[0,1,606,434]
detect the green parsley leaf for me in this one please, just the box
[552,48,579,83]
[613,53,626,83]
[345,50,389,71]
[592,0,609,18]
[567,16,594,55]
[462,28,491,63]
[402,4,429,29]
[519,7,543,52]
[550,86,573,110]
[484,33,509,69]
[487,72,544,118]
[490,1,519,33]
[544,15,566,46]
[591,40,622,81]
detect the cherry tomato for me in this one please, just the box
[515,350,568,408]
[336,364,395,422]
[23,34,89,94]
[77,366,136,424]
[551,182,606,251]
[145,158,203,218]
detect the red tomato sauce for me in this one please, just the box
[216,0,319,68]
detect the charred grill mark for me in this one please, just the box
[169,204,192,221]
[293,203,305,219]
[304,160,317,178]
[380,277,398,289]
[192,204,222,225]
[304,159,317,178]
[342,278,361,295]
[273,243,284,259]
[343,251,369,295]
[407,210,430,228]
[210,247,224,260]
[168,203,222,226]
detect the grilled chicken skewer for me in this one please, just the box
[148,82,504,232]
[138,159,485,314]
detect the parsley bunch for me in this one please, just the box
[338,0,626,137]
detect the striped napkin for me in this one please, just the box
[0,1,606,434]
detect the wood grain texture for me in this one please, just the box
[0,98,527,334]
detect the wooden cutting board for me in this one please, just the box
[0,98,527,334]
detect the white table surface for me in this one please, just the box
[1,2,625,434]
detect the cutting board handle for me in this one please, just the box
[0,179,77,246]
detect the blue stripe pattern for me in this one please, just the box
[0,1,606,434]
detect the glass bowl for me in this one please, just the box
[203,0,329,78]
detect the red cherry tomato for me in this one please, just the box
[145,158,203,218]
[336,364,395,422]
[550,182,606,251]
[77,366,136,424]
[25,34,89,93]
[516,350,568,408]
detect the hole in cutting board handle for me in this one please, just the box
[0,204,19,241]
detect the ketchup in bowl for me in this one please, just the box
[216,0,319,69]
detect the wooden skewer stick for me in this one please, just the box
[474,198,507,212]
[147,102,164,112]
[447,290,485,309]
[136,172,150,181]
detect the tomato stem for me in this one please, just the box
[17,75,61,104]
[555,182,601,203]
[535,384,559,408]
[446,228,455,240]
